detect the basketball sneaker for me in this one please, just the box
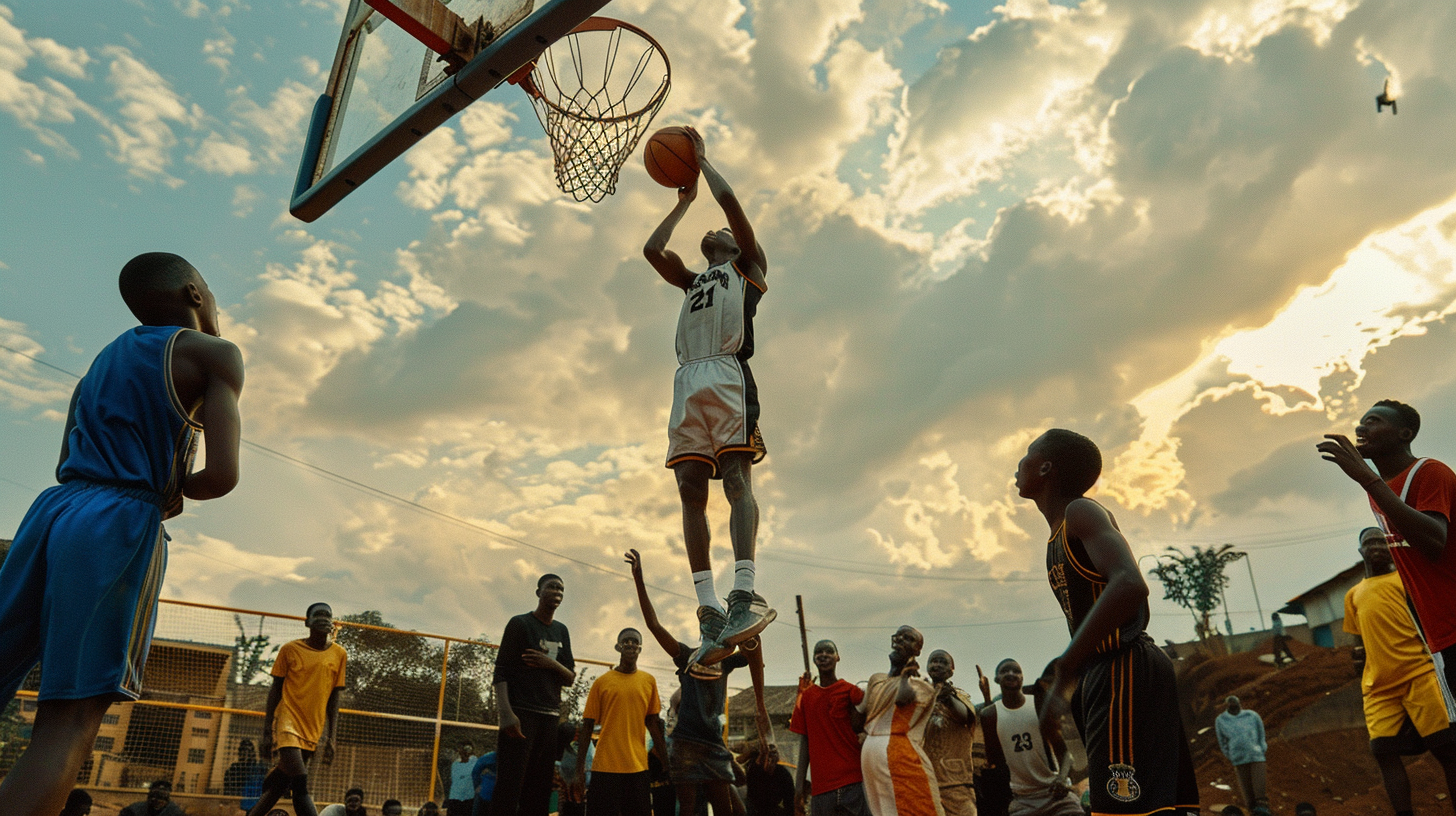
[688,605,732,674]
[719,590,776,647]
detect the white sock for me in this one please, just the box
[693,571,724,612]
[733,560,756,594]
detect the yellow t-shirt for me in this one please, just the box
[582,668,660,774]
[1343,571,1434,694]
[271,639,348,748]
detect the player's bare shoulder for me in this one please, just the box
[1065,496,1119,535]
[171,330,244,411]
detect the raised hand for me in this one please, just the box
[624,549,644,582]
[1316,433,1381,487]
[684,125,706,161]
[678,177,698,203]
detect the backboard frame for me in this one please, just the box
[290,0,612,223]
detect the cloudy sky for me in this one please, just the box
[3,0,1456,690]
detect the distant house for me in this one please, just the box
[11,637,233,794]
[727,685,801,765]
[1278,561,1365,648]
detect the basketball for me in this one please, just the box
[644,127,700,189]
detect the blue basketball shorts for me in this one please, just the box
[0,480,169,703]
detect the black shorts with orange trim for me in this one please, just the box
[1072,634,1198,816]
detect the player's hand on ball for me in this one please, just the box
[684,126,706,160]
[678,178,698,203]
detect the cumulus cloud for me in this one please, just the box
[0,6,107,158]
[163,531,313,603]
[0,318,75,413]
[189,130,256,174]
[7,0,1443,679]
[213,1,1448,662]
[99,45,203,186]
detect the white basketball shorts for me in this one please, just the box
[666,355,766,477]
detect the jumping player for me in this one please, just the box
[624,549,772,815]
[1015,429,1198,816]
[1343,528,1456,812]
[642,127,774,670]
[248,602,347,816]
[0,252,244,816]
[1318,400,1456,714]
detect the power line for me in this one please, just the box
[0,342,704,605]
[0,342,1369,619]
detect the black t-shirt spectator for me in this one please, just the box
[492,612,575,716]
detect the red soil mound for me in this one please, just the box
[1178,639,1451,813]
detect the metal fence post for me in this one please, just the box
[430,639,452,801]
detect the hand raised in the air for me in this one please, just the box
[678,177,698,204]
[624,549,645,581]
[1316,433,1381,487]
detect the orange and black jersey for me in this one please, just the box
[1046,519,1149,655]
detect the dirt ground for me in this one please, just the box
[1181,638,1452,814]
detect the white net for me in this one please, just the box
[520,18,671,202]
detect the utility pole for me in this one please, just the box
[1241,550,1265,628]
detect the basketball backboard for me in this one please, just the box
[290,0,611,222]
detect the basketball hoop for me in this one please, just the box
[511,17,670,203]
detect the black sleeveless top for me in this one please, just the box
[1046,519,1149,655]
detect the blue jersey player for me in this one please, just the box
[0,252,244,816]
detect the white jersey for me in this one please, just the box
[995,698,1060,795]
[675,260,762,365]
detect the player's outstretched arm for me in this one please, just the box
[625,549,680,658]
[685,127,767,287]
[179,333,245,500]
[643,181,698,290]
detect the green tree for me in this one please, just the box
[1148,544,1245,641]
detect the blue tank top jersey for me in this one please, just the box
[57,326,202,509]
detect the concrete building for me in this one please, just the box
[1278,561,1366,648]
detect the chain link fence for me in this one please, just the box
[0,599,605,814]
